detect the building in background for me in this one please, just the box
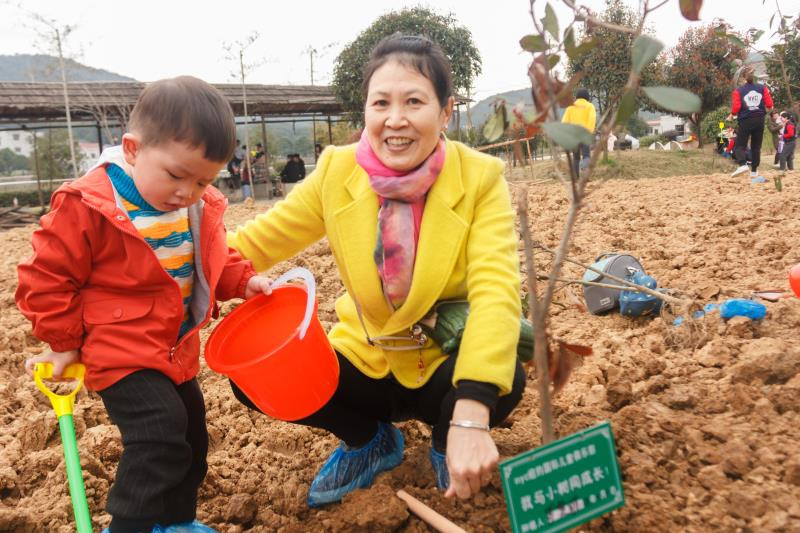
[0,130,32,156]
[646,116,687,136]
[78,141,100,173]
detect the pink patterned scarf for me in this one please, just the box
[356,131,446,309]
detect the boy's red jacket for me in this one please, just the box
[16,166,257,391]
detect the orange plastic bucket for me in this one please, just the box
[205,268,339,421]
[790,263,800,298]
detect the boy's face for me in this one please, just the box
[122,133,224,211]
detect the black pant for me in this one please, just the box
[570,144,591,176]
[98,370,208,533]
[779,139,795,170]
[231,351,525,451]
[735,115,765,172]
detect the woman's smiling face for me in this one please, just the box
[364,59,453,172]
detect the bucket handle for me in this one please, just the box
[273,267,316,340]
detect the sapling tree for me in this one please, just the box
[224,32,262,192]
[485,0,702,444]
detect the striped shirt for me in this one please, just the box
[107,164,195,338]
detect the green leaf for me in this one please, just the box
[541,122,594,151]
[727,34,746,48]
[631,35,664,75]
[571,39,597,58]
[641,86,702,115]
[547,54,560,70]
[564,27,576,54]
[520,34,548,53]
[483,105,508,142]
[543,3,559,41]
[615,89,638,126]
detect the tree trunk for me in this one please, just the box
[691,114,703,147]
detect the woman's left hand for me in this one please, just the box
[244,275,273,299]
[445,399,499,500]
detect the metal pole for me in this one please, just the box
[56,29,78,180]
[31,132,44,211]
[96,123,104,154]
[260,115,270,198]
[240,49,252,196]
[327,116,333,145]
[47,129,54,192]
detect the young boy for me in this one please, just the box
[16,76,272,533]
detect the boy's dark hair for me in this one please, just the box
[362,34,453,108]
[576,88,591,101]
[128,76,236,163]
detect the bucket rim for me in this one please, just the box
[204,284,313,373]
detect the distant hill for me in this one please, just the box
[0,54,135,82]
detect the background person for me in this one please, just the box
[767,110,783,166]
[560,88,596,175]
[779,111,796,171]
[729,67,773,178]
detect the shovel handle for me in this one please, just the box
[33,362,85,418]
[33,362,92,532]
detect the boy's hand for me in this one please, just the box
[24,349,80,378]
[245,275,273,299]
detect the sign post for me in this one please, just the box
[500,421,624,533]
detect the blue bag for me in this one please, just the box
[619,270,663,317]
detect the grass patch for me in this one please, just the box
[508,146,748,182]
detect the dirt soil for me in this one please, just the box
[1,170,800,532]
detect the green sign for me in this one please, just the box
[500,421,624,533]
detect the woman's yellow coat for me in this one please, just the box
[228,139,521,394]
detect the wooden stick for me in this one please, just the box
[396,490,467,533]
[538,275,655,291]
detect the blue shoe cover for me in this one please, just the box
[429,447,450,490]
[156,521,218,533]
[102,521,216,533]
[307,422,404,507]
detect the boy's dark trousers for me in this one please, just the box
[98,370,208,533]
[779,139,795,170]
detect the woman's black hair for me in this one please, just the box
[575,88,591,101]
[361,33,453,108]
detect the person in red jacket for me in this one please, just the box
[778,111,796,171]
[16,77,272,533]
[729,67,774,178]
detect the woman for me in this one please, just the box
[227,34,525,506]
[729,67,774,178]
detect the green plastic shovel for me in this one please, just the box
[34,362,92,533]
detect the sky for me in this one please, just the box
[0,0,798,104]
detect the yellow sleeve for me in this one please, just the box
[588,104,597,133]
[453,158,521,395]
[561,106,572,124]
[226,148,332,272]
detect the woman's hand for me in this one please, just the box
[445,399,499,500]
[24,349,80,378]
[244,275,273,299]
